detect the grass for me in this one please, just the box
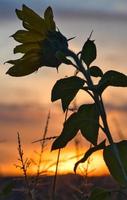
[8,103,126,200]
[14,105,95,200]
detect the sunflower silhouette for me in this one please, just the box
[6,5,69,76]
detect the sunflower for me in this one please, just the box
[6,5,69,76]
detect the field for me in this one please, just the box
[0,174,118,200]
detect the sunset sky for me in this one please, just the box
[0,0,127,176]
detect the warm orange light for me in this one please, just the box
[0,146,109,177]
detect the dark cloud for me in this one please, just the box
[0,103,47,124]
[0,102,126,126]
[105,103,127,113]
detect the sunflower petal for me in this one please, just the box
[11,30,44,43]
[6,53,42,76]
[16,5,47,34]
[44,7,56,31]
[14,43,41,54]
[22,5,47,34]
[15,9,23,20]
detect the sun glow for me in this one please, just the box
[0,146,109,177]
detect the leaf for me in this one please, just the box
[89,66,103,77]
[51,103,99,151]
[103,141,127,186]
[51,113,79,150]
[11,30,44,43]
[74,140,106,173]
[81,39,97,67]
[98,70,127,93]
[44,6,56,31]
[51,76,85,111]
[88,187,111,200]
[78,104,99,145]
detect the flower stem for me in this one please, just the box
[67,49,127,181]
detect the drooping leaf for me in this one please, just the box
[98,70,127,93]
[51,113,79,150]
[78,104,99,145]
[89,66,103,77]
[81,39,97,67]
[74,140,106,173]
[88,187,111,200]
[44,6,56,31]
[51,76,85,111]
[103,141,127,186]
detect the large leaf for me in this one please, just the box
[81,39,97,67]
[51,103,99,150]
[51,76,85,111]
[98,70,127,93]
[103,141,127,186]
[74,140,106,173]
[89,66,103,77]
[51,113,79,150]
[78,104,99,145]
[88,187,111,200]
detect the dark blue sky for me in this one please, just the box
[1,0,127,20]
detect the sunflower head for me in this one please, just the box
[6,5,69,76]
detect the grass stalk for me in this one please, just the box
[34,110,51,189]
[51,109,68,200]
[17,132,33,200]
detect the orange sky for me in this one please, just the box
[0,140,109,177]
[0,102,127,176]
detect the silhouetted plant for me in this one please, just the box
[33,110,51,189]
[16,132,33,199]
[6,4,127,199]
